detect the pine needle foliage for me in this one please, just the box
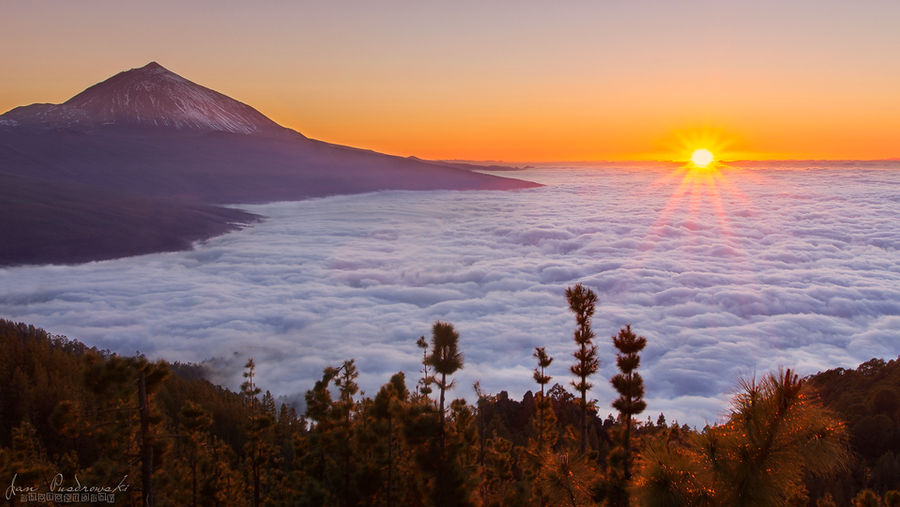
[634,368,849,506]
[533,347,554,447]
[566,283,599,454]
[427,321,464,454]
[607,325,648,506]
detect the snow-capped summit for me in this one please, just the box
[1,62,285,135]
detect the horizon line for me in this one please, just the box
[437,157,900,166]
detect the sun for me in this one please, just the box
[658,128,733,167]
[691,148,715,168]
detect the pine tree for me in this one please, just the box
[334,359,359,506]
[483,435,519,503]
[634,369,849,506]
[241,358,261,400]
[240,358,274,507]
[416,336,434,400]
[566,283,599,454]
[537,450,603,507]
[608,325,647,506]
[401,393,442,504]
[427,321,464,454]
[371,372,409,505]
[533,347,554,447]
[473,380,494,502]
[300,366,340,505]
[82,354,167,506]
[177,401,213,507]
[526,373,560,506]
[0,420,56,502]
[445,397,480,505]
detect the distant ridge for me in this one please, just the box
[0,62,539,265]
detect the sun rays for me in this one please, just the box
[640,130,753,255]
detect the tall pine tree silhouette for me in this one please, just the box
[609,325,647,507]
[533,347,554,447]
[415,335,434,400]
[566,283,599,454]
[334,359,359,506]
[241,358,275,507]
[427,321,464,453]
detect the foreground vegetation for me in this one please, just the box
[1,285,898,505]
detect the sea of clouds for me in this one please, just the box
[2,162,898,426]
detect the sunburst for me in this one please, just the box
[641,130,752,255]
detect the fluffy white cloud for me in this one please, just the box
[2,162,898,426]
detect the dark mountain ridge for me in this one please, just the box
[0,63,538,265]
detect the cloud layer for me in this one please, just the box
[2,163,898,426]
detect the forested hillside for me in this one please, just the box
[1,310,897,505]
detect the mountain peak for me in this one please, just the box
[131,61,177,77]
[1,62,286,135]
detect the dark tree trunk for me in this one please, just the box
[252,451,260,507]
[387,415,394,507]
[439,372,447,453]
[624,408,632,483]
[580,343,588,455]
[191,455,198,507]
[538,383,545,446]
[138,372,153,507]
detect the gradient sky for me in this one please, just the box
[3,1,899,161]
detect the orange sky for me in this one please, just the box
[2,1,899,162]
